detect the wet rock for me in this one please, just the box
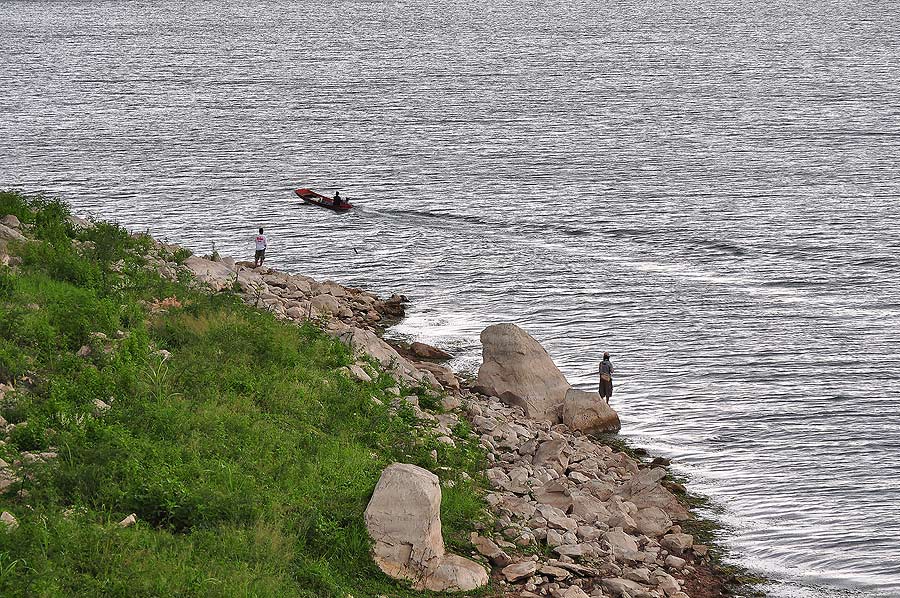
[411,341,453,360]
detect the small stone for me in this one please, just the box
[502,560,537,582]
[92,398,111,416]
[118,513,137,527]
[0,511,18,532]
[665,555,686,569]
[660,532,693,555]
[76,345,92,357]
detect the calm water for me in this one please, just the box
[2,1,899,595]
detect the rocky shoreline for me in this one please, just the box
[165,240,755,598]
[1,213,756,597]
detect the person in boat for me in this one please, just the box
[598,352,614,403]
[333,191,342,207]
[254,227,267,268]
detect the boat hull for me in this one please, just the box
[295,188,353,212]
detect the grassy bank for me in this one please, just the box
[0,191,489,598]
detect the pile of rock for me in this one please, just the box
[461,390,703,597]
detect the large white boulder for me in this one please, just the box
[474,323,570,421]
[183,256,235,291]
[562,388,621,434]
[364,463,488,592]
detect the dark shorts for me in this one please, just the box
[255,249,266,260]
[599,379,613,398]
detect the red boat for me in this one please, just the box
[295,188,353,212]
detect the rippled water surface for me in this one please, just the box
[2,1,900,595]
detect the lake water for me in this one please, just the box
[2,1,899,595]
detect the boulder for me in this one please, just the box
[118,513,137,527]
[533,479,574,511]
[0,223,25,243]
[411,341,453,360]
[660,532,693,555]
[415,361,460,391]
[310,294,341,316]
[1,215,20,229]
[603,529,638,560]
[335,327,432,386]
[561,388,621,434]
[470,533,512,566]
[364,463,488,592]
[569,492,611,524]
[617,468,690,521]
[183,256,235,291]
[474,324,570,421]
[350,364,374,383]
[533,439,569,475]
[634,506,672,537]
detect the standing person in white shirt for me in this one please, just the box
[254,228,267,268]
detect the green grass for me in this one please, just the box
[0,190,492,597]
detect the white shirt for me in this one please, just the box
[255,234,267,251]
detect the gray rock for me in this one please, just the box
[604,529,639,560]
[474,324,570,421]
[561,387,621,434]
[660,532,693,555]
[0,223,25,242]
[364,463,488,592]
[1,215,21,229]
[634,506,672,537]
[601,577,647,597]
[502,560,537,582]
[0,511,18,531]
[470,533,512,566]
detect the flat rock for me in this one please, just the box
[602,577,647,597]
[410,341,453,360]
[502,560,537,582]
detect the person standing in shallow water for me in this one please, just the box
[599,352,614,403]
[254,228,267,268]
